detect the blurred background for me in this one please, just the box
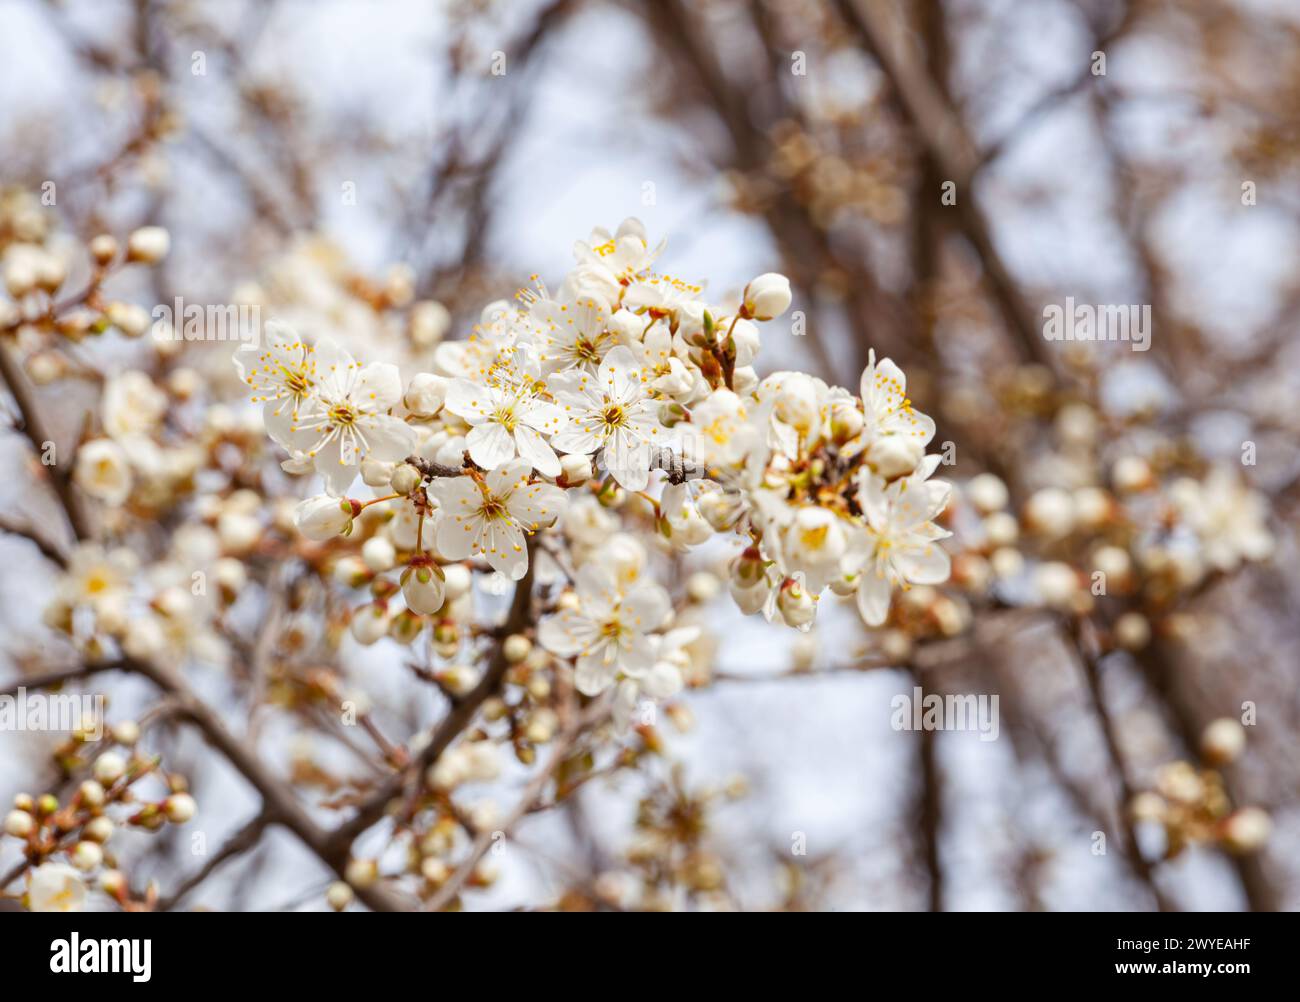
[1,0,1298,910]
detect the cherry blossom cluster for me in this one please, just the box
[246,219,952,719]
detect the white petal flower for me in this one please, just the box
[28,863,86,912]
[851,456,953,627]
[74,438,132,506]
[431,460,566,580]
[445,356,567,477]
[537,563,670,696]
[279,339,417,495]
[548,345,666,491]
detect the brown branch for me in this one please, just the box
[832,0,1051,368]
[155,812,272,911]
[325,538,538,857]
[0,339,92,541]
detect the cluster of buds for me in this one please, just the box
[1128,718,1271,858]
[3,722,196,911]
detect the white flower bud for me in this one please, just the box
[743,272,792,320]
[966,473,1008,514]
[984,512,1019,547]
[1033,561,1078,609]
[503,634,532,663]
[93,752,127,786]
[409,301,450,348]
[360,457,396,488]
[442,563,472,601]
[729,579,768,615]
[344,858,378,889]
[1091,545,1131,582]
[79,781,106,808]
[771,373,819,433]
[1112,455,1154,493]
[3,810,33,838]
[729,318,761,367]
[867,435,924,480]
[83,816,114,843]
[350,604,391,645]
[686,571,720,603]
[294,495,357,540]
[362,536,397,573]
[1130,792,1166,823]
[1024,487,1076,539]
[1200,718,1246,766]
[327,881,354,911]
[126,226,170,264]
[111,720,140,746]
[99,869,126,897]
[105,301,150,338]
[333,555,370,587]
[1222,807,1272,853]
[559,452,593,485]
[438,664,480,697]
[164,793,197,823]
[401,565,445,615]
[71,840,103,871]
[390,463,422,496]
[89,234,118,266]
[404,373,449,418]
[777,580,816,628]
[1114,611,1151,651]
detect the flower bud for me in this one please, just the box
[442,563,472,601]
[105,301,150,338]
[1222,807,1271,853]
[771,373,819,433]
[89,234,118,266]
[3,810,33,838]
[1024,487,1076,539]
[1114,612,1151,651]
[409,301,450,348]
[350,603,391,645]
[164,793,197,823]
[71,841,103,871]
[294,495,357,540]
[362,536,397,573]
[360,457,395,488]
[79,781,106,808]
[327,881,354,911]
[126,226,170,264]
[867,435,924,480]
[388,608,424,644]
[729,579,767,615]
[404,373,448,418]
[503,634,532,663]
[83,816,114,843]
[1200,718,1246,766]
[401,564,445,615]
[777,579,816,628]
[559,452,593,486]
[390,463,422,496]
[743,273,792,321]
[344,858,378,888]
[966,473,1008,514]
[93,752,127,786]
